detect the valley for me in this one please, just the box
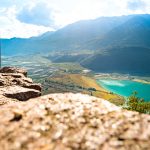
[2,54,125,105]
[2,54,150,106]
[1,14,150,114]
[2,15,150,76]
[1,1,150,149]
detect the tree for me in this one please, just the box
[125,91,150,114]
[128,91,139,104]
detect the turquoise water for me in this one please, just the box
[97,79,150,101]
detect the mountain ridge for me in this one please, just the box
[2,14,150,75]
[2,14,146,55]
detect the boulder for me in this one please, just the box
[0,67,150,150]
[0,93,150,150]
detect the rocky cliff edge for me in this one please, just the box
[0,67,150,150]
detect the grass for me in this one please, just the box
[46,74,124,105]
[52,63,85,71]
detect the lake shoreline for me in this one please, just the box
[96,77,150,102]
[95,73,150,84]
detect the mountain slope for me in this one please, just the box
[1,15,131,55]
[88,14,150,49]
[81,47,150,75]
[2,14,150,75]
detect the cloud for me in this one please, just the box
[17,2,55,27]
[0,5,54,38]
[0,0,14,7]
[0,0,28,8]
[0,0,150,38]
[127,0,146,10]
[0,15,53,39]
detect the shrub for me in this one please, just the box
[125,91,150,114]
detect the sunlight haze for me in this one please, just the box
[0,0,149,38]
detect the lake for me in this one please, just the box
[97,79,150,101]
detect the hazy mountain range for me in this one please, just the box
[2,14,150,75]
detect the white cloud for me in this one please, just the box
[0,4,54,38]
[0,0,150,38]
[127,0,146,11]
[17,2,55,27]
[1,20,54,38]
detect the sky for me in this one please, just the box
[0,0,149,38]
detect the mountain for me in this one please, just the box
[1,15,131,55]
[1,14,150,75]
[81,47,150,75]
[86,14,150,49]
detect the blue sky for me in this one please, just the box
[0,0,149,38]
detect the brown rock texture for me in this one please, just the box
[0,67,150,150]
[0,67,27,77]
[2,86,41,101]
[0,67,41,101]
[0,93,150,150]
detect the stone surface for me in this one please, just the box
[2,86,41,101]
[0,67,41,101]
[0,93,150,150]
[0,67,150,150]
[0,67,27,77]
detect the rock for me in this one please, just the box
[0,93,150,150]
[0,67,41,101]
[0,67,27,77]
[10,111,23,122]
[23,83,42,91]
[0,79,5,86]
[2,86,41,101]
[0,67,150,149]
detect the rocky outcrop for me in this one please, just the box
[0,67,27,77]
[2,86,41,101]
[0,67,150,150]
[0,67,41,101]
[0,93,150,150]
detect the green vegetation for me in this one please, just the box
[4,55,149,110]
[124,91,150,114]
[41,74,125,105]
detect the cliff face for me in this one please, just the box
[0,67,150,150]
